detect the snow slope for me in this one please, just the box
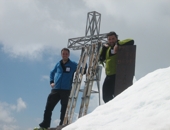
[63,66,170,130]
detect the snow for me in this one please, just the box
[63,66,170,130]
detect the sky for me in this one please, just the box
[0,0,170,130]
[63,66,170,130]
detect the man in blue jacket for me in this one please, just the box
[35,48,77,130]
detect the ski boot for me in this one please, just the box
[33,127,47,130]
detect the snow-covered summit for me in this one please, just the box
[63,66,170,130]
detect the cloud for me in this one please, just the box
[0,102,17,130]
[82,0,170,79]
[0,98,26,130]
[9,98,27,112]
[0,102,16,123]
[0,0,63,58]
[0,0,87,60]
[0,0,170,79]
[16,98,27,112]
[83,0,170,30]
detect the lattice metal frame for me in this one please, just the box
[67,11,107,50]
[85,11,101,36]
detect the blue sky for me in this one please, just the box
[0,0,170,130]
[0,48,52,129]
[0,45,81,129]
[0,44,86,129]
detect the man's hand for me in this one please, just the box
[50,83,55,88]
[114,45,118,54]
[103,43,109,48]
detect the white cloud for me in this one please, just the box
[0,98,26,130]
[0,0,170,80]
[83,0,170,26]
[0,102,16,123]
[0,102,17,130]
[16,98,27,112]
[0,0,82,60]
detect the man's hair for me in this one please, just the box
[61,48,70,54]
[107,31,118,38]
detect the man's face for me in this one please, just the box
[61,50,70,61]
[107,35,117,46]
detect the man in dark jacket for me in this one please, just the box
[35,48,77,130]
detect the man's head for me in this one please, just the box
[61,48,70,61]
[107,31,118,47]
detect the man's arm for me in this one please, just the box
[50,64,57,88]
[118,39,134,46]
[99,44,109,65]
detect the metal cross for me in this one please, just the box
[67,11,107,50]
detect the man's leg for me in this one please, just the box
[39,90,60,128]
[59,90,70,125]
[102,75,115,103]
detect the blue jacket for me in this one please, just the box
[50,59,77,90]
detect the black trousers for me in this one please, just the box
[39,89,70,128]
[102,74,116,103]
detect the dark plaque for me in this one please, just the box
[114,45,136,96]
